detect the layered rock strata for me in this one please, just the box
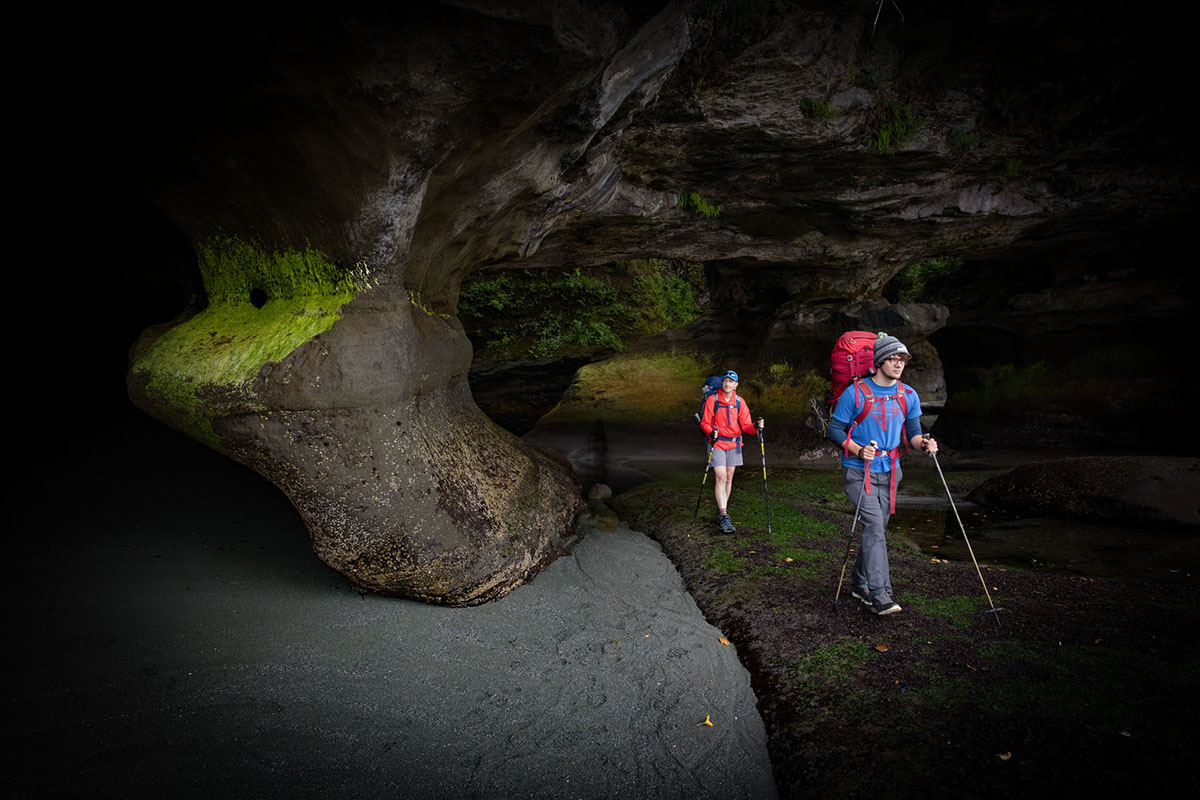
[122,1,1194,601]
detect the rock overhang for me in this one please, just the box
[112,0,1195,601]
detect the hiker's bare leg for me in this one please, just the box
[714,465,735,513]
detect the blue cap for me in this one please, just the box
[722,370,739,382]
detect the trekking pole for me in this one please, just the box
[929,449,1003,626]
[833,440,874,608]
[693,413,714,520]
[833,483,867,608]
[756,420,772,535]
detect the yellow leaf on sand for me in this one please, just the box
[698,715,714,727]
[719,637,731,646]
[875,644,889,652]
[783,557,794,562]
[998,752,1012,761]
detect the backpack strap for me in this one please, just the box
[844,379,876,459]
[714,396,744,453]
[845,380,876,495]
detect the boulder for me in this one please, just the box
[969,457,1200,529]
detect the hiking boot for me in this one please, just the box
[870,597,902,616]
[851,586,870,605]
[718,514,736,534]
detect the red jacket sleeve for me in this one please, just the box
[700,394,716,436]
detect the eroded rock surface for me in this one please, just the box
[120,1,1194,601]
[126,2,696,603]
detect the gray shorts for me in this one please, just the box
[710,446,743,467]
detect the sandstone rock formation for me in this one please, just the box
[117,1,1194,602]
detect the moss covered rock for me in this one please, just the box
[129,237,582,605]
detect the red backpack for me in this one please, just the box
[830,330,880,404]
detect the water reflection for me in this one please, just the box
[890,501,1200,586]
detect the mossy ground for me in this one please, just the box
[537,351,828,440]
[540,350,712,426]
[611,469,1200,798]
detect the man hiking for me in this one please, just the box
[828,336,937,615]
[700,370,765,534]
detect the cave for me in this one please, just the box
[43,0,1194,608]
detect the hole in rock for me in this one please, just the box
[249,287,268,308]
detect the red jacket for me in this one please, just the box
[701,391,758,450]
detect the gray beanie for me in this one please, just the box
[873,335,911,368]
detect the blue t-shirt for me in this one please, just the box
[830,378,921,472]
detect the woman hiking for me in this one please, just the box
[700,370,764,534]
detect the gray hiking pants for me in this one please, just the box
[844,464,902,602]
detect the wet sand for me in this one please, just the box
[7,416,776,799]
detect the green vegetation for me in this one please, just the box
[456,259,704,360]
[784,640,872,692]
[800,98,838,121]
[871,98,922,152]
[539,350,712,426]
[947,128,979,150]
[458,268,622,357]
[882,255,965,303]
[636,259,704,329]
[680,192,721,218]
[1005,157,1024,176]
[704,542,752,574]
[538,351,829,435]
[194,235,372,303]
[903,594,989,629]
[130,235,373,447]
[758,468,846,508]
[727,492,838,546]
[612,462,1199,796]
[775,545,828,564]
[745,362,828,420]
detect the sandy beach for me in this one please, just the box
[7,414,776,799]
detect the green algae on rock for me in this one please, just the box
[129,236,373,447]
